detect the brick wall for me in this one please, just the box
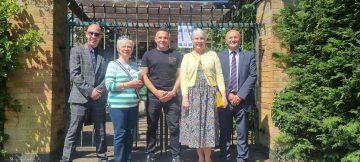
[4,0,66,161]
[256,0,297,158]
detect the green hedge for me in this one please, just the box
[271,0,360,161]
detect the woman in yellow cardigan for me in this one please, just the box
[180,28,228,162]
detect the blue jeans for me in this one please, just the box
[108,107,138,162]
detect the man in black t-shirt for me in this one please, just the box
[141,29,182,162]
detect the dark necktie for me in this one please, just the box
[230,51,237,91]
[90,49,97,72]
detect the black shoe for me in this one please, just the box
[171,156,183,162]
[220,154,230,161]
[146,154,156,162]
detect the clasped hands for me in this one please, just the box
[89,88,102,100]
[155,90,176,103]
[126,79,144,88]
[89,79,144,101]
[228,93,241,106]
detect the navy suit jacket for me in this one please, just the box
[68,44,112,104]
[217,49,257,112]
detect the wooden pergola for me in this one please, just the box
[66,0,253,28]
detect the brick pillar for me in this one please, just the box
[256,0,297,159]
[4,1,66,161]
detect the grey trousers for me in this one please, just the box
[61,101,107,162]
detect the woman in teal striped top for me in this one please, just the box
[105,37,143,162]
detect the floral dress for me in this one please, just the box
[180,66,220,148]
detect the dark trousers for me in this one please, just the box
[146,97,181,157]
[219,105,249,162]
[108,107,138,162]
[61,101,107,162]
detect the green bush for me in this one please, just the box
[271,0,360,161]
[0,0,42,156]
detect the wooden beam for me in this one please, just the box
[66,0,90,21]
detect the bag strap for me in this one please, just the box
[190,53,215,87]
[114,60,141,99]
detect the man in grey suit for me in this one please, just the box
[217,30,257,162]
[61,24,111,162]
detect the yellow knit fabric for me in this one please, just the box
[180,51,225,95]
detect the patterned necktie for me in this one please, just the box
[230,51,237,91]
[90,49,97,72]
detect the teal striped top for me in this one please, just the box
[105,60,140,108]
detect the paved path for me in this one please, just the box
[70,114,272,162]
[72,145,271,162]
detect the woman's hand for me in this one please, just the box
[182,96,189,110]
[127,79,143,88]
[222,95,228,108]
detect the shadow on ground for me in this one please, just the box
[70,145,271,162]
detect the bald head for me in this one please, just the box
[86,24,102,48]
[87,24,101,32]
[226,30,241,51]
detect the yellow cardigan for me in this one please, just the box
[180,51,225,95]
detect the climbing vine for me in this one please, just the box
[0,0,43,156]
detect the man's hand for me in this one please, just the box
[155,90,168,100]
[228,93,241,106]
[89,88,102,100]
[159,91,176,102]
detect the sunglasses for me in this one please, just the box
[88,31,101,37]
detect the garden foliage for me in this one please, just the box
[0,0,42,156]
[272,0,360,161]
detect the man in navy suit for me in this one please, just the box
[217,30,257,162]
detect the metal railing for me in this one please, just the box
[65,0,260,153]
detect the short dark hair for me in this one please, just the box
[155,28,170,34]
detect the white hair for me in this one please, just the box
[192,28,207,40]
[117,36,134,49]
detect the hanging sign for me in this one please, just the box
[178,25,193,48]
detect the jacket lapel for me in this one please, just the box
[238,50,245,83]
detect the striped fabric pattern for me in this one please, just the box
[105,61,140,108]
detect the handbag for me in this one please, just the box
[191,53,225,108]
[114,60,147,101]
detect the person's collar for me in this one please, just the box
[228,48,240,55]
[156,45,170,51]
[88,44,98,53]
[156,48,171,53]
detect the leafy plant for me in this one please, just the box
[0,0,43,156]
[208,0,257,52]
[272,0,360,161]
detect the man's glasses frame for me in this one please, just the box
[88,31,102,37]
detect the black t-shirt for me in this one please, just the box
[141,48,181,98]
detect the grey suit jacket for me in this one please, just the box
[217,49,257,112]
[68,44,112,104]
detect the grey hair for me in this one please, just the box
[191,28,207,40]
[117,36,134,49]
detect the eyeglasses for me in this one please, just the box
[88,31,101,37]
